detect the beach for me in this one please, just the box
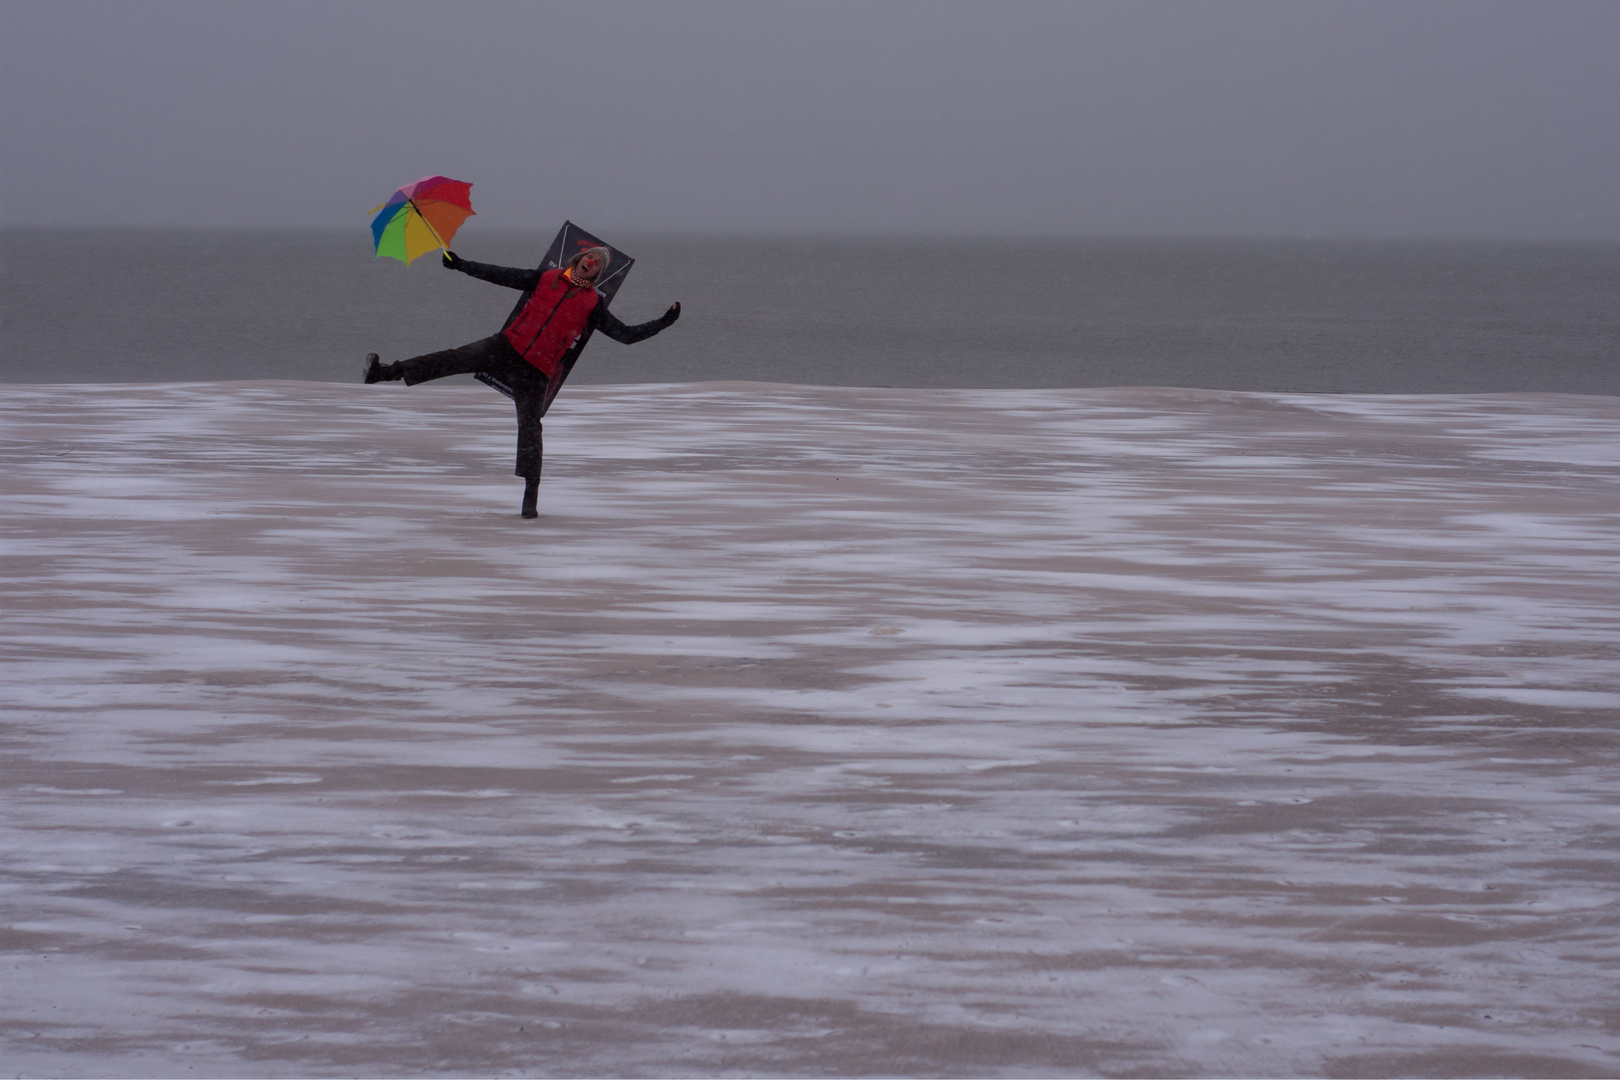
[4,381,1618,1077]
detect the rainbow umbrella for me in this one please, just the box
[369,175,475,264]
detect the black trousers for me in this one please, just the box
[401,335,548,480]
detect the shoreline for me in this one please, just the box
[6,377,1620,399]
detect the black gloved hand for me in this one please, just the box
[442,251,461,269]
[661,302,681,325]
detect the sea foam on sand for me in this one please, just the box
[3,382,1618,1077]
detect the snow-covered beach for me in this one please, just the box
[4,381,1618,1077]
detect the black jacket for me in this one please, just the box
[449,257,674,344]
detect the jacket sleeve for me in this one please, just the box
[451,259,541,291]
[591,303,676,345]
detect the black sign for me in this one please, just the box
[476,221,634,409]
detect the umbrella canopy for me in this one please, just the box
[369,175,475,264]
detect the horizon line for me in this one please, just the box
[4,224,1618,245]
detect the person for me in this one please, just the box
[364,246,680,518]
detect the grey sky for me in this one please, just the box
[2,0,1616,238]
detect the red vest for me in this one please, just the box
[503,268,600,378]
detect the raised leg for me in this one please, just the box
[399,335,510,386]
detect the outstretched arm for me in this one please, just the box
[593,301,681,345]
[442,251,540,291]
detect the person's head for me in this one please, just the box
[567,247,611,285]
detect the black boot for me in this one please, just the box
[520,476,539,519]
[363,354,402,383]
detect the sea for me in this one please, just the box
[2,228,1616,394]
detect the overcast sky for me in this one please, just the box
[2,0,1616,238]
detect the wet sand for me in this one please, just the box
[3,381,1618,1077]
